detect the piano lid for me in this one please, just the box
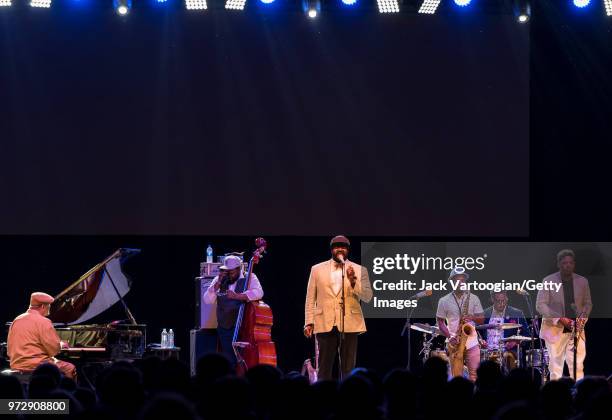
[49,249,140,325]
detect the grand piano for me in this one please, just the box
[49,248,146,362]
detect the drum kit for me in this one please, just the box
[410,322,549,378]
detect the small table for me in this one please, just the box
[147,347,181,360]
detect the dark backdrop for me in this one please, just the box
[0,2,528,235]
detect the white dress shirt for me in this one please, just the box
[203,273,264,305]
[330,261,344,296]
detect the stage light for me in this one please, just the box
[30,0,51,7]
[605,0,612,16]
[0,0,11,6]
[185,0,207,9]
[303,0,320,18]
[418,0,440,14]
[260,0,274,3]
[514,0,530,23]
[114,0,131,15]
[573,0,590,7]
[454,0,471,6]
[341,0,357,5]
[377,0,399,13]
[225,0,246,9]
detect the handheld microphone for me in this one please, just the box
[516,289,530,296]
[337,254,345,264]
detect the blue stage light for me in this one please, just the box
[573,0,590,7]
[114,0,132,15]
[454,0,471,6]
[260,0,275,3]
[303,0,320,18]
[341,0,357,5]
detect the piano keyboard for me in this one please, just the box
[62,347,106,352]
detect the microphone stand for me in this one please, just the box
[521,292,539,382]
[338,260,346,381]
[401,306,417,371]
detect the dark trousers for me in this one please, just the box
[316,327,358,381]
[217,326,237,367]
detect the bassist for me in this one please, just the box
[203,255,264,367]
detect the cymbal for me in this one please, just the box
[476,323,522,330]
[411,323,441,335]
[501,335,534,342]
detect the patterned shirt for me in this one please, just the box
[486,309,506,349]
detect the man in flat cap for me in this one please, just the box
[203,255,264,367]
[304,235,372,380]
[7,292,76,379]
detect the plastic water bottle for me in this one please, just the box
[161,328,168,348]
[168,329,174,349]
[206,245,213,263]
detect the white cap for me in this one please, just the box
[448,266,470,281]
[220,255,242,271]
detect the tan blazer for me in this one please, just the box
[304,259,372,334]
[536,272,592,344]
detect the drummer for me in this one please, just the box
[483,291,529,370]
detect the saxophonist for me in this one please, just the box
[536,249,591,380]
[436,267,484,381]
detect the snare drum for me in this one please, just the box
[525,349,549,368]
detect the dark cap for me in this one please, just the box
[330,235,351,248]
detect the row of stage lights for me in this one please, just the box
[1,0,611,20]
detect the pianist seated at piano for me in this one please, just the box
[7,292,77,380]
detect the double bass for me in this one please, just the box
[232,237,277,374]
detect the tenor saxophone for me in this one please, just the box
[448,292,474,364]
[573,310,587,341]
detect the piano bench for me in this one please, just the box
[1,369,33,385]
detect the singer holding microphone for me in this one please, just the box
[304,235,373,381]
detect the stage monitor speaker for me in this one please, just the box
[189,328,218,376]
[195,276,218,329]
